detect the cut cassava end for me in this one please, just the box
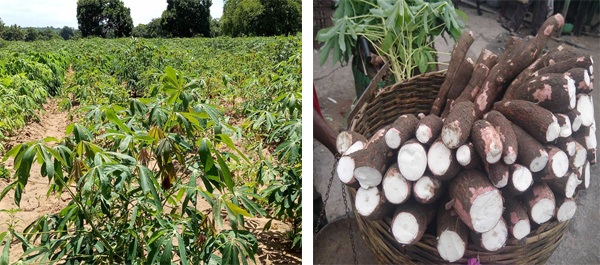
[470,217,508,252]
[385,114,419,149]
[567,109,583,132]
[484,161,509,188]
[354,129,394,188]
[484,110,518,164]
[576,94,594,127]
[555,196,577,222]
[382,164,411,204]
[494,100,560,143]
[413,175,444,204]
[534,145,569,181]
[547,171,581,199]
[502,197,531,240]
[571,141,588,169]
[344,141,364,155]
[512,73,576,113]
[416,114,443,144]
[555,114,573,138]
[428,139,461,180]
[521,182,556,224]
[442,101,477,149]
[431,31,475,116]
[391,199,437,245]
[336,131,367,154]
[355,186,393,220]
[504,164,533,195]
[556,136,576,156]
[579,161,591,189]
[437,204,469,262]
[448,170,504,233]
[398,139,428,181]
[511,124,549,172]
[456,142,481,169]
[337,156,359,188]
[471,119,503,164]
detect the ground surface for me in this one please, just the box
[0,101,301,264]
[314,4,600,264]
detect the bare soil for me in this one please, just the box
[0,100,301,264]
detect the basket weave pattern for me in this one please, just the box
[347,71,569,264]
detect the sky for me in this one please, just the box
[0,0,223,28]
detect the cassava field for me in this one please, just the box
[0,36,301,264]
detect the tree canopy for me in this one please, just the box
[161,0,212,37]
[77,0,133,38]
[221,0,301,37]
[1,25,25,41]
[60,26,76,40]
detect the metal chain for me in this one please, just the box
[341,183,358,265]
[314,156,339,235]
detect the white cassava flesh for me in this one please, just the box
[531,198,555,224]
[571,112,583,132]
[512,165,533,192]
[556,200,577,222]
[391,212,419,244]
[564,172,581,198]
[456,145,471,166]
[437,231,466,262]
[584,69,591,87]
[504,152,517,165]
[572,143,587,168]
[441,121,461,149]
[414,176,438,201]
[344,141,364,155]
[546,116,561,142]
[355,187,380,217]
[557,114,572,137]
[512,220,531,240]
[337,156,355,184]
[577,94,594,127]
[471,190,504,233]
[416,125,433,144]
[428,142,453,176]
[550,149,569,178]
[567,77,576,109]
[382,172,411,204]
[385,129,403,149]
[480,219,507,251]
[584,161,590,188]
[530,153,549,173]
[354,167,383,189]
[398,142,427,181]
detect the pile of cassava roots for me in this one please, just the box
[336,14,595,262]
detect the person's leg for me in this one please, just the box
[507,1,533,32]
[531,0,549,36]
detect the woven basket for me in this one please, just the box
[346,70,570,264]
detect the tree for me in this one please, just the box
[1,25,25,41]
[77,0,133,38]
[60,26,75,40]
[161,0,212,37]
[210,18,221,37]
[38,28,61,40]
[25,28,38,41]
[221,0,301,37]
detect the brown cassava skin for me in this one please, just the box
[533,145,568,181]
[454,64,490,107]
[556,136,577,156]
[458,142,482,169]
[564,68,593,94]
[494,100,558,143]
[416,114,443,144]
[336,131,367,154]
[502,163,533,195]
[471,120,503,164]
[431,31,474,116]
[429,139,462,181]
[440,98,453,119]
[505,44,587,98]
[589,149,596,165]
[484,110,518,164]
[520,182,556,224]
[499,36,521,62]
[442,101,477,149]
[448,170,502,232]
[475,49,499,69]
[502,197,530,240]
[573,124,595,150]
[447,58,476,101]
[381,163,412,204]
[391,199,437,245]
[385,114,419,149]
[357,186,395,220]
[547,171,579,198]
[413,175,444,204]
[511,124,549,172]
[353,129,395,181]
[484,161,509,188]
[511,73,574,113]
[470,218,508,252]
[556,114,572,138]
[567,109,583,132]
[436,202,469,260]
[474,14,564,117]
[533,58,592,78]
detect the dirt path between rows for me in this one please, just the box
[0,100,300,264]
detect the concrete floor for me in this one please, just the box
[314,4,600,264]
